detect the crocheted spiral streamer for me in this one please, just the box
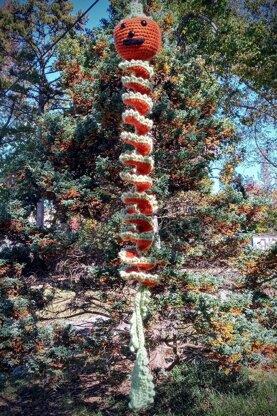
[114,1,162,411]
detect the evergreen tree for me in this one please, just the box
[0,0,85,385]
[35,0,275,373]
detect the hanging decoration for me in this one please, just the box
[113,0,162,411]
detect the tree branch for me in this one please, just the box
[0,99,16,141]
[177,13,219,46]
[254,127,277,168]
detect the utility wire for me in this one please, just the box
[1,0,101,97]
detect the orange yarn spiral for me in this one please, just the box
[114,18,161,287]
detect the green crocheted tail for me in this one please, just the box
[129,286,155,410]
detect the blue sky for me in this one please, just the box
[72,0,110,27]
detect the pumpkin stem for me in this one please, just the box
[128,0,147,18]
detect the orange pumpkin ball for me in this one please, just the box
[114,17,161,61]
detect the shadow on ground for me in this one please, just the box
[0,353,259,416]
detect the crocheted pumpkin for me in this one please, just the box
[114,17,161,61]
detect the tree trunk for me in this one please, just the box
[36,198,44,228]
[153,215,161,249]
[36,90,45,228]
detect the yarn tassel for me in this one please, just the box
[129,285,155,410]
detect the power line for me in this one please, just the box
[1,0,101,97]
